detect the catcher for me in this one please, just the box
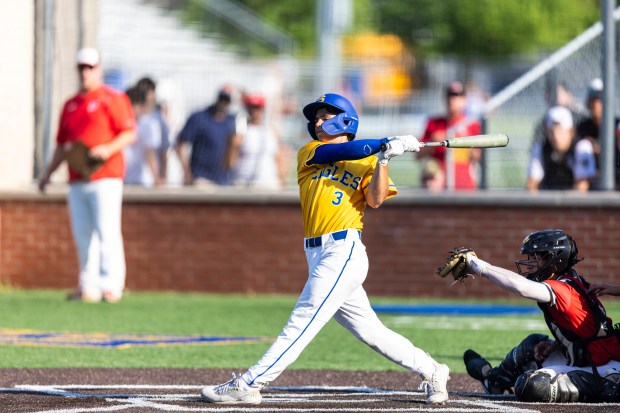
[437,229,620,403]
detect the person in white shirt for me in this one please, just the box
[124,86,162,187]
[527,106,596,191]
[227,93,288,189]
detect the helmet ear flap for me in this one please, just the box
[307,122,318,140]
[569,237,579,267]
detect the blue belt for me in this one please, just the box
[305,230,359,248]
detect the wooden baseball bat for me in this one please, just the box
[380,133,509,151]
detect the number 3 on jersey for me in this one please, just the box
[332,190,344,205]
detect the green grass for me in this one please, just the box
[2,289,619,373]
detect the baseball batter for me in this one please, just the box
[200,93,450,405]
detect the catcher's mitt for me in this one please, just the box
[436,248,477,284]
[64,141,105,179]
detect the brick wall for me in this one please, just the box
[2,188,619,299]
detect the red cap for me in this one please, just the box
[244,94,266,107]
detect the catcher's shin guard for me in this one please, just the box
[515,369,620,403]
[485,333,548,392]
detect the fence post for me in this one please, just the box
[600,0,617,191]
[479,116,488,189]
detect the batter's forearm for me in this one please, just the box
[308,138,389,165]
[366,164,390,208]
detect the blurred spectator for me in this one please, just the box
[555,81,588,117]
[418,81,481,190]
[464,81,489,119]
[420,158,446,192]
[175,85,239,186]
[124,86,163,186]
[227,93,289,189]
[576,78,620,189]
[136,77,170,181]
[526,106,596,191]
[38,47,136,303]
[531,81,589,146]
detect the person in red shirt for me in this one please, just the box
[418,81,481,190]
[453,229,620,403]
[38,48,136,303]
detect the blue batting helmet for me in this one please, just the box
[303,93,359,140]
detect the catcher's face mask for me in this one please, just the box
[516,253,556,282]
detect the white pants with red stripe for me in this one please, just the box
[68,178,126,299]
[241,229,439,388]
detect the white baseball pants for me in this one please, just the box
[242,229,439,388]
[538,350,620,377]
[68,178,126,299]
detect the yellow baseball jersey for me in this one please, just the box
[297,141,398,238]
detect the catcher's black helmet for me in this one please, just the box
[515,229,579,282]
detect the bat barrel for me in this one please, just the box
[445,134,509,148]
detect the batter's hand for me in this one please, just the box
[377,138,406,166]
[394,135,421,153]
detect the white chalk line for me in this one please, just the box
[384,316,546,331]
[0,384,547,413]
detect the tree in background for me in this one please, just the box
[175,0,602,99]
[178,0,600,60]
[179,0,374,57]
[372,0,600,61]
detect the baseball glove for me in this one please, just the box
[436,248,477,284]
[64,141,105,179]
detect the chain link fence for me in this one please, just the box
[38,0,617,190]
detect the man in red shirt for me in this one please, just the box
[453,229,620,403]
[39,48,136,303]
[419,81,481,190]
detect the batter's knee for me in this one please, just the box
[349,324,383,349]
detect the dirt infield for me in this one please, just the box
[0,368,619,412]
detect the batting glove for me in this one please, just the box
[395,135,421,152]
[377,138,405,166]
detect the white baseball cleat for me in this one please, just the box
[200,373,262,404]
[420,363,450,404]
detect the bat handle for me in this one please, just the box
[380,141,429,151]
